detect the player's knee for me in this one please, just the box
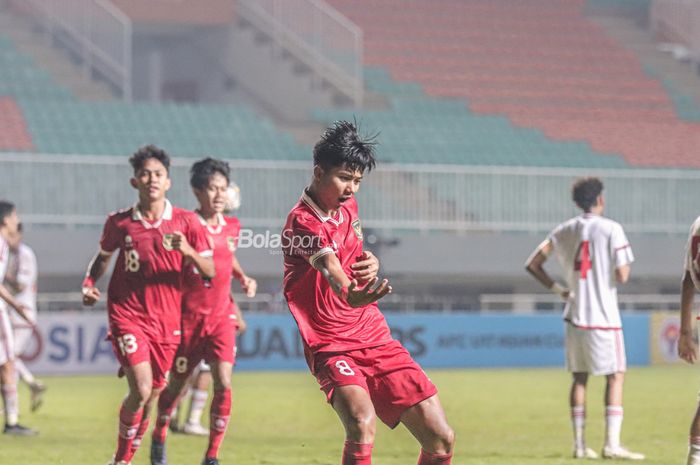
[131,382,152,406]
[345,412,376,441]
[439,425,455,453]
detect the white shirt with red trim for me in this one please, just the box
[548,213,634,329]
[0,235,8,284]
[7,243,38,325]
[684,216,700,296]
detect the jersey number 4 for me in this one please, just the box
[574,241,592,280]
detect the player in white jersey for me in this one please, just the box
[5,224,46,411]
[677,215,700,465]
[525,178,643,460]
[0,201,36,435]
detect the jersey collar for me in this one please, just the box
[301,190,344,225]
[196,211,226,234]
[132,199,173,229]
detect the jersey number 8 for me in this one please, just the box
[125,250,140,272]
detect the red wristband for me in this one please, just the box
[82,276,95,291]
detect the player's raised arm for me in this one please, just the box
[314,252,391,308]
[171,230,215,279]
[680,270,698,364]
[525,238,569,299]
[81,249,113,306]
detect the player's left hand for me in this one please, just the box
[171,231,194,257]
[351,251,379,283]
[679,331,697,364]
[240,275,257,298]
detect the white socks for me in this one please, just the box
[605,405,623,449]
[2,383,19,425]
[188,388,208,425]
[571,406,586,450]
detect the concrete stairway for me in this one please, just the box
[0,6,115,101]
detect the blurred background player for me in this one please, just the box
[5,223,46,412]
[150,158,256,465]
[81,146,215,465]
[169,182,246,437]
[282,121,455,465]
[525,177,644,460]
[0,201,36,436]
[677,213,700,465]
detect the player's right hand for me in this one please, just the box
[344,277,392,308]
[679,332,697,364]
[82,287,101,306]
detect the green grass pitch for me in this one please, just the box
[0,366,697,464]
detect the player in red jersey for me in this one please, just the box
[283,121,455,465]
[81,146,215,465]
[149,158,256,465]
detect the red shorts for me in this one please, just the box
[109,321,178,389]
[313,340,437,428]
[171,310,237,379]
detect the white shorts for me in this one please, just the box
[13,324,34,358]
[0,306,15,366]
[565,323,626,375]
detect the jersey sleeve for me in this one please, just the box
[16,246,37,289]
[287,213,334,268]
[186,214,214,257]
[99,214,121,254]
[685,218,700,285]
[546,223,566,254]
[611,223,634,268]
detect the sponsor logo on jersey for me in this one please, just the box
[352,219,363,240]
[227,236,236,252]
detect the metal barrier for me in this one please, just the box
[2,153,700,234]
[237,0,363,106]
[18,0,132,100]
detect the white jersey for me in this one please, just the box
[548,213,634,329]
[0,234,8,283]
[684,216,700,293]
[6,243,37,325]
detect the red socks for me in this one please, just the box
[151,386,180,443]
[114,401,143,463]
[342,441,373,465]
[417,449,453,465]
[205,388,232,459]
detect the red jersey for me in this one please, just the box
[100,200,213,343]
[282,191,393,354]
[182,213,240,316]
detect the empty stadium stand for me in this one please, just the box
[326,0,700,168]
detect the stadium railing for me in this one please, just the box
[236,0,363,106]
[3,153,700,234]
[15,0,132,100]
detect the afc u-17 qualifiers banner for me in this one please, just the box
[24,312,650,375]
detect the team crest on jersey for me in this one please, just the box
[226,236,236,252]
[351,219,363,240]
[162,234,174,251]
[124,235,133,249]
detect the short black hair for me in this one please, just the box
[572,177,603,211]
[190,157,231,190]
[0,200,15,225]
[313,120,377,173]
[129,145,170,174]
